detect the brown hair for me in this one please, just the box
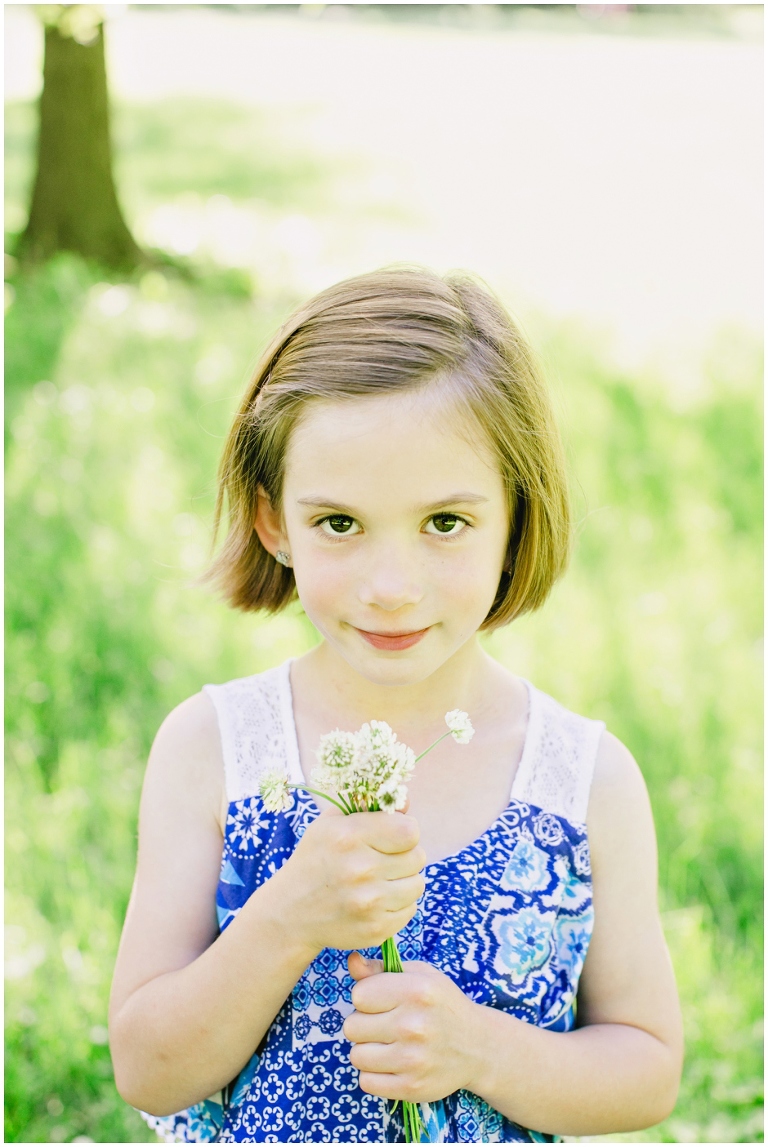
[202,266,571,631]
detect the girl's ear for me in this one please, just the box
[253,486,288,558]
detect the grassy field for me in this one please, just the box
[5,97,763,1144]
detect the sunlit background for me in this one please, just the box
[5,4,763,1144]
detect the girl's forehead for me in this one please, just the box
[289,386,481,449]
[284,387,502,494]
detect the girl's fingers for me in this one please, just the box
[357,1070,409,1101]
[383,873,425,913]
[379,846,427,881]
[358,812,420,855]
[349,1039,403,1074]
[344,999,399,1040]
[349,969,425,1017]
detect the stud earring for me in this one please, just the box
[275,550,292,567]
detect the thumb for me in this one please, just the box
[347,951,384,980]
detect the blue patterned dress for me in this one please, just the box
[140,660,604,1144]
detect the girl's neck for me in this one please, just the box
[290,636,507,742]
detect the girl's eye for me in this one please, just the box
[317,515,360,537]
[424,514,468,536]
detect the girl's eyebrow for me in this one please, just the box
[296,493,489,512]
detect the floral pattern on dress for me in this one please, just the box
[142,788,592,1143]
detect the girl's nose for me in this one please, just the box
[357,551,424,612]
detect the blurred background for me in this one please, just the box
[4,3,762,1143]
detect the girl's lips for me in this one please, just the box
[355,627,430,651]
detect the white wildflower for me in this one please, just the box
[312,729,358,796]
[376,773,409,813]
[354,722,416,813]
[310,720,416,814]
[445,709,474,745]
[316,729,357,772]
[258,768,293,813]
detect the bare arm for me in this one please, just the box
[343,731,683,1136]
[108,693,316,1114]
[109,692,426,1116]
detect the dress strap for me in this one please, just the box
[203,659,301,804]
[511,681,605,824]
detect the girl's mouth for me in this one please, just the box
[354,627,431,651]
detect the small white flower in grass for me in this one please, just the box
[258,768,293,813]
[445,709,474,744]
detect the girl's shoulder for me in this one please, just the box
[149,689,224,789]
[141,688,226,846]
[588,726,653,840]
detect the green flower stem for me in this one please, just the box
[286,782,352,815]
[414,729,451,763]
[380,935,403,973]
[403,1100,425,1143]
[381,935,428,1143]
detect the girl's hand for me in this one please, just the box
[281,810,426,955]
[343,952,481,1103]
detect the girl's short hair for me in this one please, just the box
[203,266,571,631]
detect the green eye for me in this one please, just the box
[319,515,359,536]
[426,514,466,535]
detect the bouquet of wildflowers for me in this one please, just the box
[259,708,474,1144]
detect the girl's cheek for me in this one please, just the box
[293,551,350,613]
[436,546,502,598]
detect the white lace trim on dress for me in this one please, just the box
[512,683,605,823]
[204,661,605,823]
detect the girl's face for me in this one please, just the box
[275,385,510,687]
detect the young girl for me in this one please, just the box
[109,267,683,1144]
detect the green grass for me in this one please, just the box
[5,96,763,1144]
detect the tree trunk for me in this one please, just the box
[19,19,143,269]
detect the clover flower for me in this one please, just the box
[310,720,416,814]
[445,709,474,745]
[259,711,473,821]
[354,721,415,812]
[313,729,358,796]
[258,768,293,813]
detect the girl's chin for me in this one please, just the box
[337,631,470,686]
